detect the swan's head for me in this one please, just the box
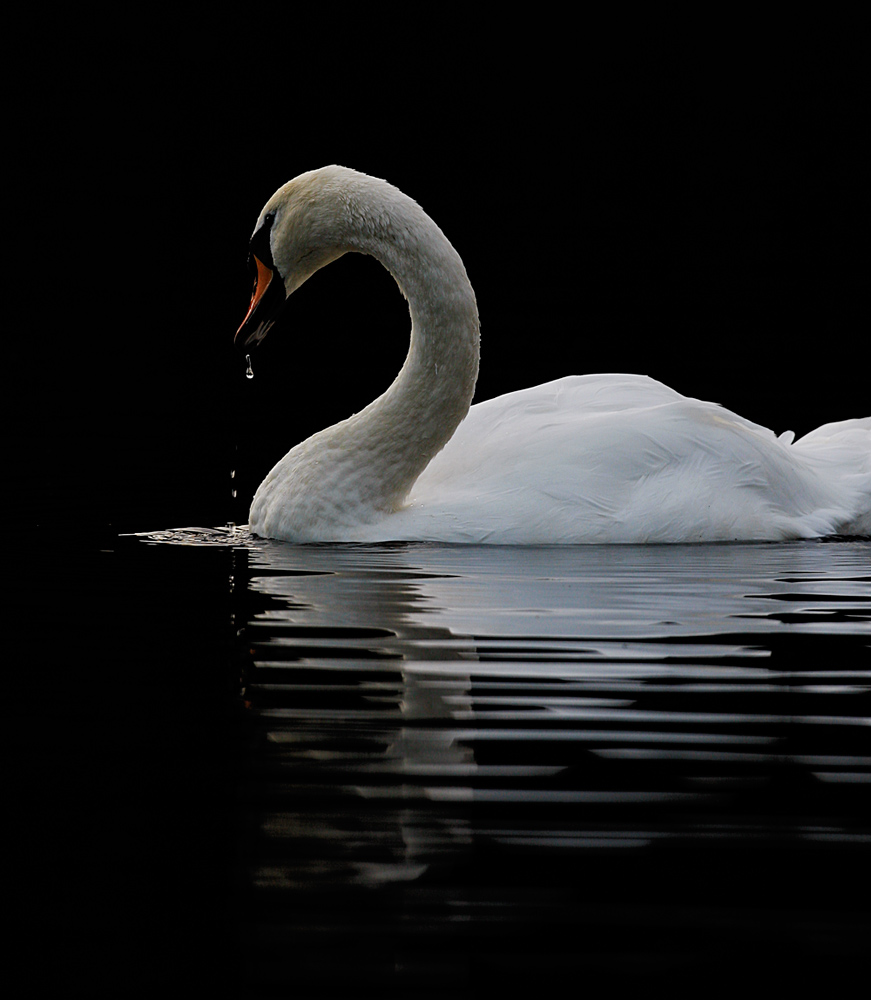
[235,165,381,348]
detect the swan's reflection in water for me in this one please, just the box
[228,539,870,986]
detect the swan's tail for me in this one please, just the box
[793,417,871,536]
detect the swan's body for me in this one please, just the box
[235,166,871,544]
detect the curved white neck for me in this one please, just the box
[348,209,481,497]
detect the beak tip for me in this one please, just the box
[235,320,274,350]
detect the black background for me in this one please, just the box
[12,19,867,536]
[8,17,869,994]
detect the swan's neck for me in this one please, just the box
[351,211,481,493]
[255,183,480,539]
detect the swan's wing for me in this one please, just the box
[404,374,870,542]
[418,374,688,484]
[417,373,736,494]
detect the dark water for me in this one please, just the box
[12,532,870,993]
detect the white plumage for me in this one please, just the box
[235,166,870,544]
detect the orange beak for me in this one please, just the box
[235,254,285,348]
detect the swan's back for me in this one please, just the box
[380,375,871,544]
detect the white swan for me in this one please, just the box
[235,165,871,544]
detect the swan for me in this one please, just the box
[235,165,871,544]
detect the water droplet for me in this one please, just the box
[245,354,254,379]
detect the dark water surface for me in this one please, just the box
[13,533,870,994]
